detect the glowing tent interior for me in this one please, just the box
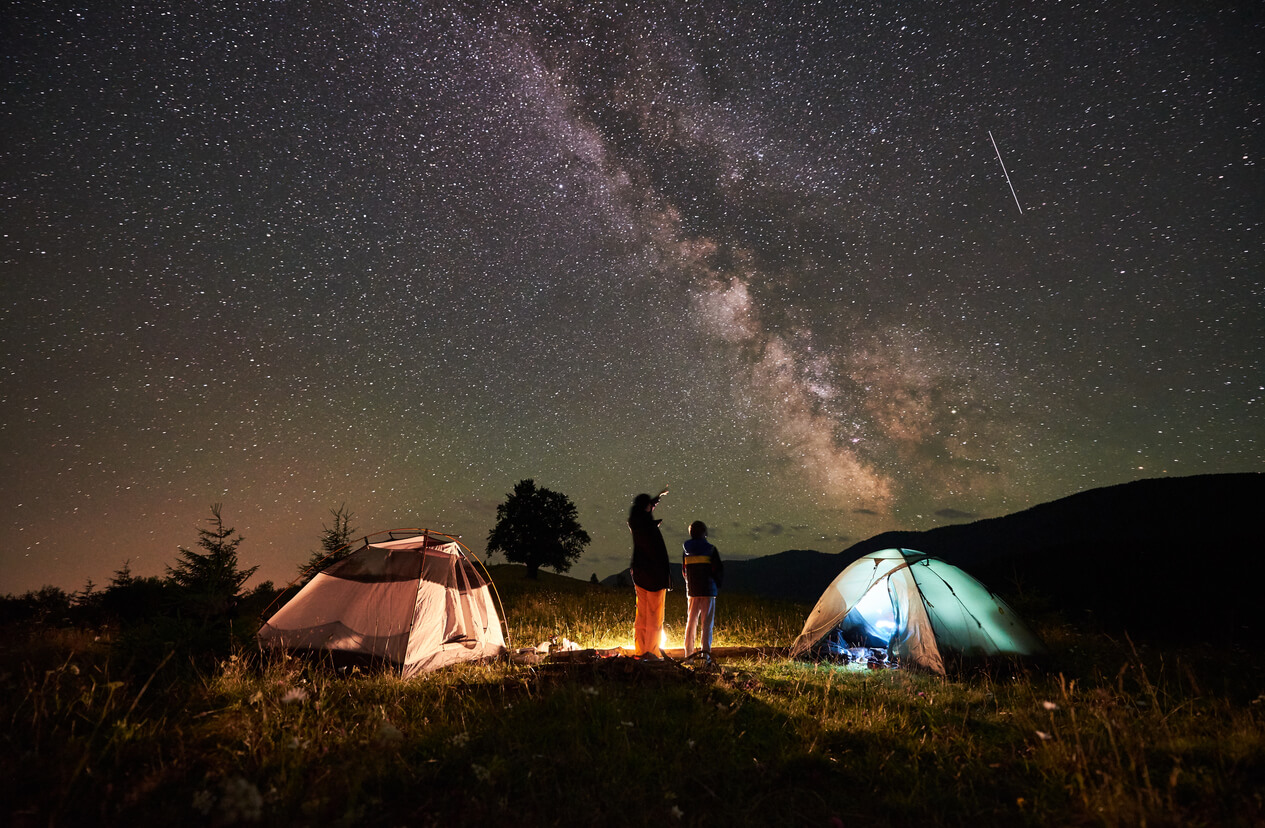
[789,548,1045,675]
[257,530,506,676]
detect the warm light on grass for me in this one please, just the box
[488,566,806,652]
[3,567,1262,826]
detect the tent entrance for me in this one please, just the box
[810,577,901,668]
[843,576,899,647]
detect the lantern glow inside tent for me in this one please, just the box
[791,548,1044,675]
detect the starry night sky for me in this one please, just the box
[3,1,1261,595]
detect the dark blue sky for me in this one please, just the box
[3,1,1261,594]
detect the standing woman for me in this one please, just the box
[628,489,670,659]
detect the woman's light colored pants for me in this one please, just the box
[685,595,715,656]
[634,586,666,656]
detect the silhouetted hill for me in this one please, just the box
[841,473,1262,570]
[721,473,1265,640]
[599,568,684,590]
[706,549,842,604]
[598,550,839,602]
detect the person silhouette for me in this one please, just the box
[682,520,722,661]
[628,488,670,659]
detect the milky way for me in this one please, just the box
[2,1,1261,594]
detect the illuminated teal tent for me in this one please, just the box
[789,548,1044,675]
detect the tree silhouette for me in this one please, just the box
[101,560,169,625]
[487,479,590,580]
[166,503,258,610]
[298,504,358,585]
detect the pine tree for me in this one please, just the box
[167,503,258,601]
[102,560,168,625]
[298,504,357,584]
[111,560,135,589]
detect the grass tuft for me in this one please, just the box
[2,569,1262,826]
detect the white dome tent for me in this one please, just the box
[258,530,506,676]
[790,548,1044,675]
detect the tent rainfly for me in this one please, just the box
[258,531,505,676]
[790,548,1044,675]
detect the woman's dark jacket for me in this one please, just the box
[629,511,671,591]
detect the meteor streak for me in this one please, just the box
[989,130,1023,214]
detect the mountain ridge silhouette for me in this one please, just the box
[715,473,1263,638]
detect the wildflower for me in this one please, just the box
[450,731,470,747]
[670,805,684,819]
[192,788,215,815]
[1036,730,1053,741]
[581,685,599,696]
[280,687,308,705]
[218,776,264,823]
[1041,700,1058,711]
[377,722,404,744]
[472,763,491,782]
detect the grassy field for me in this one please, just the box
[3,566,1263,827]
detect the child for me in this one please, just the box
[682,520,723,660]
